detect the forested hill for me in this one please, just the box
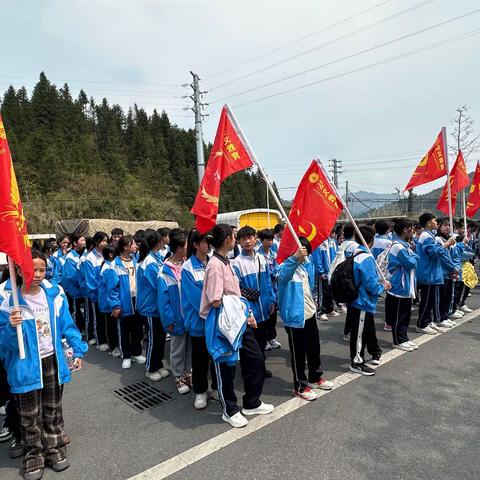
[0,72,278,232]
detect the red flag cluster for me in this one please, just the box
[436,151,470,215]
[276,160,343,264]
[0,114,33,287]
[466,162,480,217]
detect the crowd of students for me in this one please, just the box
[0,214,478,479]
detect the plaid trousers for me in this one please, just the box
[14,354,66,472]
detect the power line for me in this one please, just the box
[210,8,480,104]
[229,28,480,109]
[204,0,393,81]
[209,0,435,90]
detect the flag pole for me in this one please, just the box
[7,257,26,360]
[461,188,468,238]
[225,104,302,250]
[442,127,454,234]
[316,159,388,283]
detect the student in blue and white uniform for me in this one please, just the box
[136,229,169,382]
[347,225,391,376]
[257,229,281,350]
[385,218,419,351]
[158,229,191,395]
[270,223,285,254]
[84,231,109,351]
[42,239,57,282]
[182,229,218,410]
[62,233,86,334]
[157,227,171,262]
[372,220,392,260]
[106,236,145,369]
[98,245,120,356]
[342,223,359,259]
[232,226,276,376]
[278,237,334,401]
[0,250,87,478]
[51,235,71,285]
[416,213,457,336]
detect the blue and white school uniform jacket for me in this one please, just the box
[416,230,455,285]
[181,256,206,337]
[277,255,316,328]
[62,250,84,299]
[105,256,137,318]
[258,246,278,299]
[342,239,359,258]
[84,248,104,303]
[205,300,247,365]
[157,263,186,336]
[328,238,338,264]
[0,280,88,394]
[435,236,460,281]
[387,237,418,298]
[349,246,385,314]
[98,260,114,314]
[455,241,475,281]
[372,234,392,260]
[51,249,66,285]
[136,252,162,317]
[232,250,275,324]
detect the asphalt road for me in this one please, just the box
[1,292,479,480]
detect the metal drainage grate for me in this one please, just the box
[113,381,174,412]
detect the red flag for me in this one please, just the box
[404,131,447,191]
[466,162,480,217]
[277,160,343,264]
[191,106,254,232]
[0,115,33,287]
[437,150,470,215]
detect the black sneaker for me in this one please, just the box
[370,355,381,366]
[9,437,25,458]
[350,362,375,376]
[264,369,273,379]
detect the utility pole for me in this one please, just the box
[329,158,343,188]
[190,72,207,185]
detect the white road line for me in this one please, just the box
[128,309,479,480]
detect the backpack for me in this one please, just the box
[330,251,367,304]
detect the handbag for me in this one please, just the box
[240,257,262,302]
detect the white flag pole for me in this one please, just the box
[7,257,26,360]
[315,159,388,283]
[225,104,302,250]
[442,126,454,235]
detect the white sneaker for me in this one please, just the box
[176,377,190,395]
[416,326,437,335]
[340,304,348,313]
[264,342,272,351]
[406,341,418,350]
[242,402,274,416]
[449,311,463,319]
[430,323,447,333]
[330,311,340,317]
[269,339,281,349]
[319,314,328,321]
[157,368,170,378]
[308,378,334,390]
[146,371,162,381]
[122,359,132,369]
[222,412,248,428]
[210,390,219,402]
[165,333,171,342]
[110,347,122,357]
[88,338,97,346]
[294,387,317,401]
[97,343,109,352]
[342,334,350,342]
[132,355,146,364]
[0,405,6,416]
[394,342,414,352]
[194,393,208,410]
[461,305,473,313]
[446,319,456,327]
[438,321,453,329]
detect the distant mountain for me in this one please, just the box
[346,191,399,217]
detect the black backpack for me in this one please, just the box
[330,251,367,304]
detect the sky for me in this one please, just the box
[1,0,479,201]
